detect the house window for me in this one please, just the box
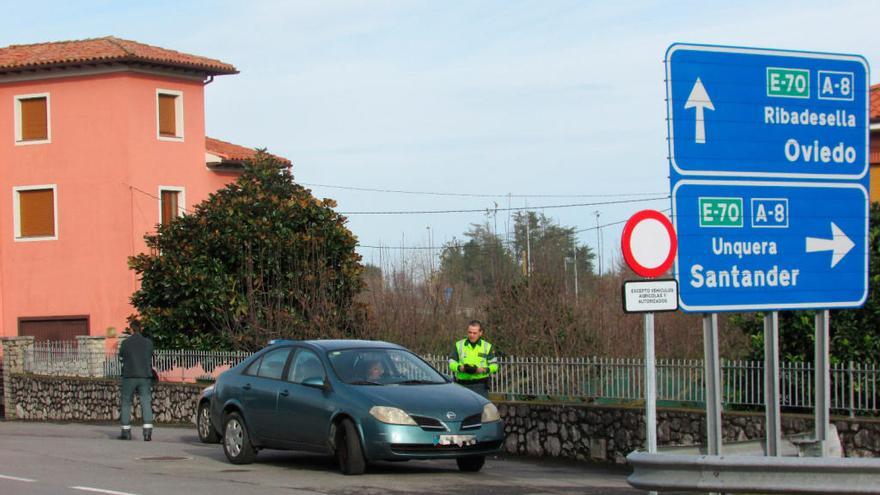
[14,185,57,241]
[159,187,185,225]
[156,90,183,140]
[15,94,50,144]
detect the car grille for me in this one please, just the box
[460,414,482,430]
[411,415,446,431]
[390,440,503,454]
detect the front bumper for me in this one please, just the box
[361,418,504,460]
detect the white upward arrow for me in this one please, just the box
[684,77,714,144]
[806,222,855,269]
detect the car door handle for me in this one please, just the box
[279,389,289,397]
[243,383,252,391]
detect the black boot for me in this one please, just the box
[143,427,152,442]
[118,428,132,440]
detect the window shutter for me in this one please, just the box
[161,190,179,225]
[20,189,54,237]
[158,94,177,136]
[20,97,48,141]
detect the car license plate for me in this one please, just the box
[433,434,476,447]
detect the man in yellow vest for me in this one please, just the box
[449,320,498,398]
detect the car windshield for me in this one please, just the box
[327,348,447,385]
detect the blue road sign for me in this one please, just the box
[666,44,869,180]
[672,180,868,311]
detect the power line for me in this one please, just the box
[300,182,667,199]
[357,212,663,250]
[340,196,669,215]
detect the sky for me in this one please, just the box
[5,0,878,271]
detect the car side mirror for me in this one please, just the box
[303,376,331,391]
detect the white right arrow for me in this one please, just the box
[806,222,855,269]
[684,77,714,144]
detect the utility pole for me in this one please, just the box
[594,211,602,275]
[573,241,579,303]
[426,225,433,273]
[526,214,531,277]
[506,192,512,246]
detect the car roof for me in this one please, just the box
[267,339,405,352]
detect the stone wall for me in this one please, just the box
[6,372,880,461]
[498,402,880,462]
[0,358,4,417]
[2,336,34,419]
[9,373,201,424]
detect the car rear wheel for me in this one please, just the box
[197,401,221,444]
[335,418,366,475]
[456,455,485,472]
[223,412,256,464]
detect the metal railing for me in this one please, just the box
[24,342,249,382]
[422,354,880,414]
[20,343,880,413]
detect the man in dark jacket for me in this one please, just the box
[118,327,155,441]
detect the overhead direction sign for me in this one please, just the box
[667,43,870,313]
[673,179,868,311]
[666,44,869,180]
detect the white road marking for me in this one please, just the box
[0,474,36,482]
[70,487,140,495]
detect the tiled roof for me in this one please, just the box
[0,36,237,76]
[872,84,880,122]
[206,137,291,166]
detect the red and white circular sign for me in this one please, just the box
[621,210,677,278]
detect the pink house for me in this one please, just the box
[0,37,279,340]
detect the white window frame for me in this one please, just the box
[13,184,58,242]
[158,186,186,225]
[156,89,184,142]
[14,93,51,145]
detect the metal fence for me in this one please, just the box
[24,342,249,382]
[20,342,879,414]
[422,354,879,415]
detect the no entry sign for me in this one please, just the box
[622,210,677,278]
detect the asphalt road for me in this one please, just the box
[0,421,650,495]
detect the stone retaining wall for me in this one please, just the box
[7,373,879,461]
[498,402,880,461]
[10,373,201,424]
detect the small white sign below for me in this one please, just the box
[623,279,679,313]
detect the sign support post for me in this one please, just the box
[703,313,722,455]
[764,311,782,456]
[620,209,678,481]
[644,312,657,454]
[815,310,831,455]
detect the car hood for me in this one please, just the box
[354,383,485,418]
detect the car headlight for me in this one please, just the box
[482,403,501,423]
[369,406,417,426]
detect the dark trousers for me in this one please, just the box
[458,380,489,398]
[120,377,153,427]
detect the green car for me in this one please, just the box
[197,340,504,474]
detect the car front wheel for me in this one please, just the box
[335,418,366,475]
[223,412,257,464]
[197,401,221,444]
[456,455,485,472]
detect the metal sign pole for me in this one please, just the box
[644,312,657,453]
[764,311,781,456]
[702,313,722,455]
[645,312,658,495]
[815,310,831,456]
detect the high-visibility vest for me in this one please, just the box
[452,339,496,381]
